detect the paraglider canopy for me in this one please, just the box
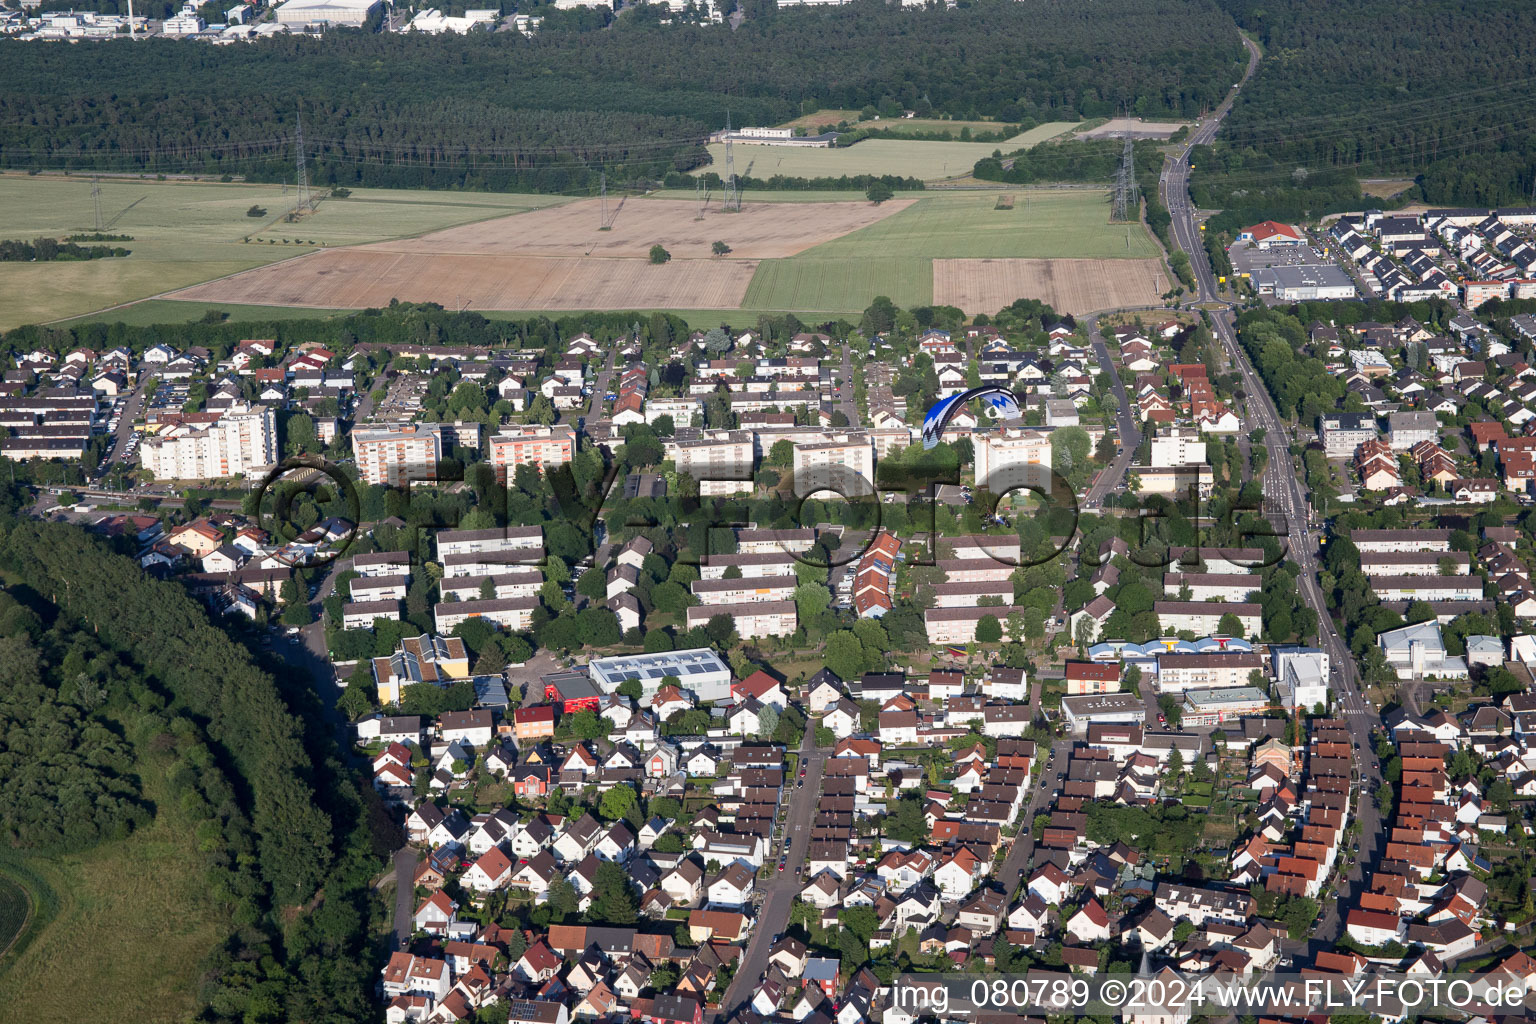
[921,385,1024,449]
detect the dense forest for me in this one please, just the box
[0,512,386,1022]
[0,0,1245,190]
[1195,0,1536,221]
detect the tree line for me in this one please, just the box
[0,0,1245,190]
[0,515,385,1022]
[0,237,130,262]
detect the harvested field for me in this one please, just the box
[700,127,1079,182]
[933,257,1168,315]
[367,196,913,260]
[167,250,757,310]
[1075,118,1190,139]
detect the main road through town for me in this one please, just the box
[1161,33,1383,942]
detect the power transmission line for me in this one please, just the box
[91,175,102,233]
[294,105,312,217]
[722,111,740,213]
[1112,135,1136,221]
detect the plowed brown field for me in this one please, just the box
[168,251,758,310]
[165,195,913,310]
[366,196,913,259]
[933,257,1168,314]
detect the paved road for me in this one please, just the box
[1082,313,1144,508]
[1158,31,1384,944]
[393,847,419,948]
[584,342,621,422]
[719,719,826,1019]
[101,378,149,472]
[836,342,861,427]
[1000,739,1066,899]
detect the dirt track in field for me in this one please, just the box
[365,196,914,260]
[167,251,759,310]
[933,257,1169,314]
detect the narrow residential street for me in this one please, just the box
[392,847,419,949]
[836,341,861,427]
[718,719,825,1021]
[999,740,1067,898]
[1082,312,1144,508]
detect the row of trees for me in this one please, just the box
[0,237,129,261]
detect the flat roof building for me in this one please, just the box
[1251,264,1357,301]
[588,648,732,703]
[274,0,381,25]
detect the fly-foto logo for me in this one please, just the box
[251,449,1286,573]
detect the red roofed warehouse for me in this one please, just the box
[1237,221,1305,248]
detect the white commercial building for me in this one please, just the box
[1278,655,1329,712]
[588,648,732,703]
[1061,693,1146,733]
[1377,621,1470,681]
[140,406,277,481]
[274,0,381,26]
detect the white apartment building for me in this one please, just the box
[140,406,276,481]
[924,606,1010,644]
[674,430,754,495]
[685,600,797,639]
[791,433,876,496]
[689,575,798,604]
[1369,575,1483,602]
[646,397,703,429]
[698,552,798,579]
[489,425,575,478]
[974,428,1051,494]
[436,526,543,560]
[1155,653,1265,693]
[1349,529,1452,553]
[1153,601,1262,637]
[438,570,543,602]
[1162,573,1262,602]
[343,600,401,629]
[1149,427,1207,468]
[948,534,1023,563]
[353,423,443,486]
[736,528,816,556]
[433,597,539,633]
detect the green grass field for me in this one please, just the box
[796,191,1160,261]
[0,769,229,1022]
[700,123,1082,182]
[742,189,1156,311]
[742,258,933,313]
[0,875,29,959]
[0,174,570,328]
